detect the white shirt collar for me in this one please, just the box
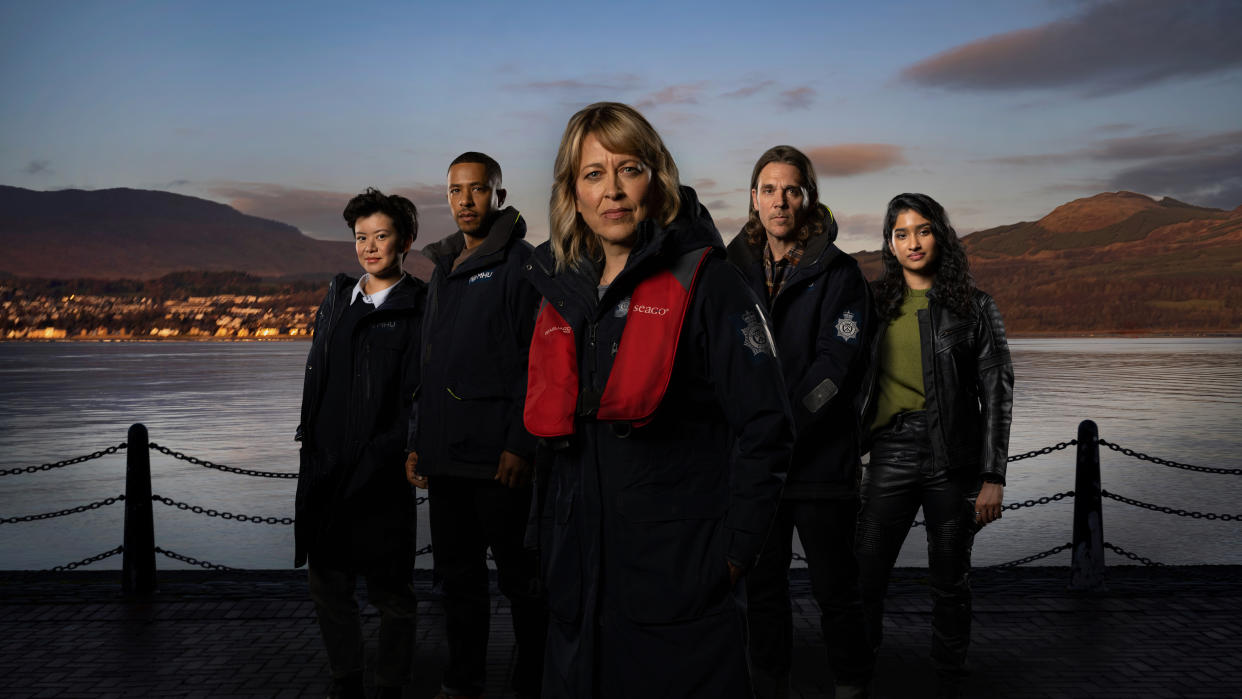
[350,274,405,309]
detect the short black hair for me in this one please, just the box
[342,187,418,245]
[448,151,502,187]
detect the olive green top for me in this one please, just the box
[871,288,928,433]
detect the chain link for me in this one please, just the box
[910,490,1074,528]
[414,544,433,558]
[1102,490,1239,521]
[1007,440,1077,463]
[48,545,125,571]
[0,443,126,477]
[1104,541,1165,567]
[1,494,126,525]
[984,542,1073,568]
[1099,439,1242,476]
[154,545,236,570]
[149,443,298,479]
[151,494,294,525]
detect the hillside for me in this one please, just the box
[851,192,1242,335]
[0,186,363,280]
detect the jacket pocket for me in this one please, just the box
[935,321,974,353]
[616,490,729,624]
[444,383,509,463]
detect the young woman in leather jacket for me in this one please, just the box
[855,192,1013,698]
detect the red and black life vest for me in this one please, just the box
[525,249,711,438]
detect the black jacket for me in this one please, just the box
[527,188,793,698]
[860,288,1014,484]
[294,273,426,569]
[416,207,541,478]
[726,206,873,499]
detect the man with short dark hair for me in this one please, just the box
[406,152,546,699]
[727,146,876,699]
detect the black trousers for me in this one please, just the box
[307,560,418,688]
[748,498,874,698]
[855,411,980,681]
[429,475,547,696]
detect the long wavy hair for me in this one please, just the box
[742,145,827,247]
[873,193,975,321]
[549,102,682,270]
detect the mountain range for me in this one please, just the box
[1,186,1238,334]
[852,191,1242,334]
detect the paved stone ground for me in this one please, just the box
[1,566,1239,698]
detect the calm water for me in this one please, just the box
[0,339,1239,570]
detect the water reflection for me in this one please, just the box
[0,338,1239,570]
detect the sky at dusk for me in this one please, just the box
[2,0,1240,253]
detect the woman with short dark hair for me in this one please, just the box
[856,192,1014,698]
[295,188,425,699]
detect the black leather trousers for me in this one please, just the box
[856,411,980,682]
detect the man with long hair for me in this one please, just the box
[726,146,875,698]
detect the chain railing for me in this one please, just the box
[5,423,1239,585]
[1103,542,1164,567]
[911,490,1074,528]
[1099,439,1242,476]
[149,442,297,479]
[50,545,126,572]
[151,494,295,526]
[0,443,126,477]
[1,495,126,525]
[1101,490,1239,522]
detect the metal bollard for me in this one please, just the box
[122,423,156,596]
[1069,420,1105,591]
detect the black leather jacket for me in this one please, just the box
[860,288,1014,484]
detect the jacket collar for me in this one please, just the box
[727,203,841,283]
[422,207,526,275]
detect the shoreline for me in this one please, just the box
[4,332,1242,343]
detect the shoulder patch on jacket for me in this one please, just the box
[835,310,860,343]
[735,307,774,359]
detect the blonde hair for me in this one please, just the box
[549,102,682,270]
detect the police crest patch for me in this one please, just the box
[835,310,860,343]
[741,310,773,357]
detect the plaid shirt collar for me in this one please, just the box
[762,240,805,300]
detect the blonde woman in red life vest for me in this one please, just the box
[522,102,796,698]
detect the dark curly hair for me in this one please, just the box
[742,145,827,247]
[873,193,975,321]
[342,187,418,247]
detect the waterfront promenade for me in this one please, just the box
[2,565,1239,698]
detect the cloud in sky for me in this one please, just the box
[779,87,816,110]
[208,182,454,242]
[986,129,1242,167]
[23,160,51,175]
[720,80,774,99]
[1110,150,1242,210]
[506,74,643,96]
[636,83,706,109]
[805,144,905,177]
[901,0,1242,94]
[988,127,1242,209]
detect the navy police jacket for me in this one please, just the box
[294,273,426,570]
[416,208,541,478]
[526,188,793,698]
[726,206,874,499]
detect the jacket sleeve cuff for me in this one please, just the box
[726,529,764,571]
